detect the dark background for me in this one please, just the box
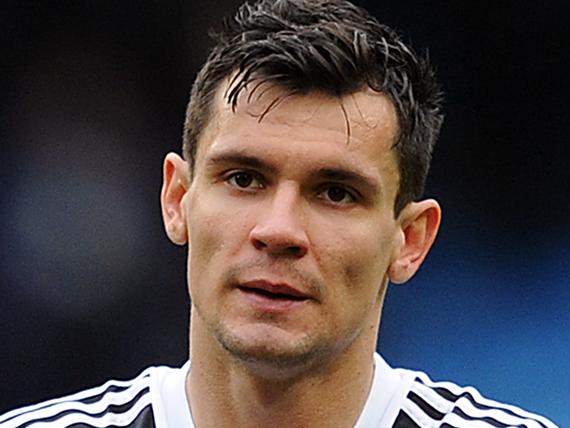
[1,0,568,425]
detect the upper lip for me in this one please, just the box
[239,280,309,299]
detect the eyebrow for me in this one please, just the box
[205,152,278,175]
[315,167,381,196]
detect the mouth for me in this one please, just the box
[237,280,309,301]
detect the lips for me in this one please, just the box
[238,280,309,300]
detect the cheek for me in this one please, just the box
[189,212,221,263]
[186,197,251,285]
[186,201,225,296]
[311,229,390,334]
[317,222,394,296]
[344,246,387,297]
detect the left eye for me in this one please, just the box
[318,185,355,204]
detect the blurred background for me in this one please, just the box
[1,0,568,425]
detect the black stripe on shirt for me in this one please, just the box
[1,375,150,425]
[66,404,155,428]
[15,386,149,428]
[408,391,445,421]
[79,384,145,405]
[452,405,535,428]
[417,379,550,428]
[392,409,421,428]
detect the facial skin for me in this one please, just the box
[162,83,441,380]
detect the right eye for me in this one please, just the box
[226,171,263,190]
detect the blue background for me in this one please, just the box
[1,0,568,425]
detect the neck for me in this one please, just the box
[186,310,381,428]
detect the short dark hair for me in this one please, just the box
[183,0,444,214]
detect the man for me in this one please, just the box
[0,0,558,427]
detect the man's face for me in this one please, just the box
[181,84,404,373]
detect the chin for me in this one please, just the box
[215,323,331,376]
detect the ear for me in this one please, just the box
[160,152,190,245]
[388,199,441,284]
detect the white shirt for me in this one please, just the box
[0,353,558,427]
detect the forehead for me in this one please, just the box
[196,81,400,192]
[212,81,398,143]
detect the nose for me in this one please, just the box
[249,184,309,258]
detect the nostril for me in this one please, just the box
[249,222,309,257]
[252,238,268,251]
[286,246,304,256]
[251,237,307,257]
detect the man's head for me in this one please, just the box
[161,0,443,377]
[183,0,443,215]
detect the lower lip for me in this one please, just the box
[237,288,309,313]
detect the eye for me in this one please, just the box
[317,185,356,204]
[227,171,263,189]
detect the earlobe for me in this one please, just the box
[388,199,441,284]
[160,152,190,246]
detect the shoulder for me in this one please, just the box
[392,368,559,428]
[0,366,159,428]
